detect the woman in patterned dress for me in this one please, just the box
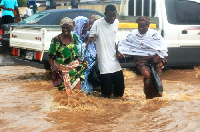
[48,17,87,95]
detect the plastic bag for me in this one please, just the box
[149,64,163,96]
[52,70,62,87]
[88,65,101,88]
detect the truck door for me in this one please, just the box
[176,0,200,66]
[165,0,200,66]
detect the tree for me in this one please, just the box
[17,0,28,7]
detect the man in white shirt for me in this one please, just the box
[24,4,32,17]
[89,4,125,98]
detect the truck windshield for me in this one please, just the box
[165,0,200,25]
[19,12,50,24]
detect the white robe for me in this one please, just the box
[118,29,168,58]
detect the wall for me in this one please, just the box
[18,7,27,15]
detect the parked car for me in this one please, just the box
[1,9,105,54]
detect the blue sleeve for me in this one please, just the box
[0,0,4,5]
[15,0,18,7]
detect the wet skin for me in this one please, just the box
[104,10,117,24]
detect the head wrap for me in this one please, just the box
[60,17,74,27]
[136,16,150,26]
[73,16,89,40]
[89,15,101,24]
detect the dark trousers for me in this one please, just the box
[100,70,125,98]
[2,15,14,25]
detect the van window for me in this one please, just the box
[128,0,156,17]
[165,0,200,25]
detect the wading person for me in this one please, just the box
[48,17,87,96]
[118,17,168,99]
[73,16,93,94]
[89,4,125,98]
[73,15,102,95]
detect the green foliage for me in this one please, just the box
[18,0,28,7]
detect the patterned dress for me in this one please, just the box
[134,55,165,99]
[48,34,87,92]
[81,39,97,94]
[73,16,97,94]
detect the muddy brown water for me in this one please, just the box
[0,54,200,131]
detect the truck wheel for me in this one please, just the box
[44,61,51,70]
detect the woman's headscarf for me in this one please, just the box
[73,16,89,40]
[60,17,75,42]
[60,17,74,27]
[89,15,102,24]
[136,16,150,26]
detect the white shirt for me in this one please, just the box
[90,18,122,74]
[24,7,32,17]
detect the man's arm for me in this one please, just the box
[0,5,14,11]
[15,7,20,17]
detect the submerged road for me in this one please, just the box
[0,53,200,131]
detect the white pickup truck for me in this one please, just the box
[10,0,200,69]
[10,25,61,69]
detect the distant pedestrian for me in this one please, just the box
[89,4,125,98]
[0,0,20,25]
[71,0,78,9]
[24,4,33,17]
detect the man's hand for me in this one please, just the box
[153,55,160,63]
[8,8,15,11]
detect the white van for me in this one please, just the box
[118,0,200,67]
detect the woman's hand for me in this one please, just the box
[48,57,59,72]
[117,51,125,60]
[161,58,168,65]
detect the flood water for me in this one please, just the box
[0,54,200,131]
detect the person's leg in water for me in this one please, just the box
[100,73,113,98]
[138,65,160,99]
[112,70,125,97]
